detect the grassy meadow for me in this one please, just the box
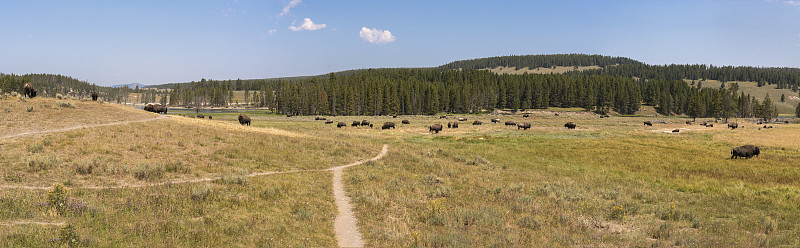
[1,96,799,247]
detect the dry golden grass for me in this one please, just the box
[486,65,603,75]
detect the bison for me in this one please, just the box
[392,114,398,118]
[325,120,334,124]
[731,145,760,159]
[672,129,680,133]
[728,123,738,129]
[196,114,205,119]
[517,122,531,130]
[208,116,213,120]
[360,120,370,127]
[452,122,459,128]
[685,121,693,125]
[402,120,410,124]
[473,121,482,125]
[505,121,516,126]
[440,115,447,119]
[91,91,99,101]
[523,114,530,118]
[429,124,443,134]
[144,103,166,114]
[286,114,293,117]
[447,122,451,128]
[644,121,653,126]
[352,121,360,127]
[458,117,467,122]
[144,103,155,112]
[23,83,36,98]
[491,118,500,123]
[382,122,396,130]
[564,122,576,129]
[238,114,251,126]
[706,124,713,127]
[337,122,346,128]
[315,117,326,121]
[554,113,559,116]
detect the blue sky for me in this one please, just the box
[1,0,799,86]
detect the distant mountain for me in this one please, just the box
[111,83,149,89]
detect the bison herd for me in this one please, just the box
[144,103,168,114]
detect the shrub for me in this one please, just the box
[26,155,58,172]
[466,156,490,166]
[57,101,76,108]
[261,186,283,199]
[4,172,24,182]
[651,223,672,240]
[60,224,80,247]
[516,215,541,229]
[75,161,93,175]
[48,184,67,211]
[610,205,627,220]
[762,216,777,234]
[191,184,212,201]
[27,143,44,153]
[221,173,248,185]
[132,162,164,181]
[165,161,190,173]
[56,93,64,99]
[426,185,451,198]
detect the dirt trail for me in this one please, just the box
[331,144,388,248]
[0,221,65,226]
[0,115,168,141]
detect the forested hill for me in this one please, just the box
[0,73,134,103]
[439,54,643,70]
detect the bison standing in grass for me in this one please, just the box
[325,120,334,124]
[23,83,36,98]
[644,121,653,126]
[565,122,576,129]
[452,122,459,128]
[458,117,467,122]
[440,115,447,119]
[238,114,251,126]
[429,124,443,134]
[731,145,760,159]
[491,118,500,123]
[315,117,326,121]
[337,122,346,128]
[382,122,396,130]
[196,114,205,119]
[352,121,360,127]
[360,120,370,127]
[473,121,482,125]
[728,123,739,129]
[91,91,99,101]
[402,120,410,124]
[523,114,530,118]
[517,122,531,130]
[505,121,516,126]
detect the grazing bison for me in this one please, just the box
[325,120,334,124]
[731,145,760,159]
[91,91,99,101]
[672,129,680,133]
[382,122,396,130]
[144,103,155,112]
[238,114,251,126]
[452,122,459,128]
[491,118,500,123]
[472,121,482,125]
[360,120,370,127]
[337,122,346,128]
[144,103,166,114]
[208,116,212,120]
[23,83,36,98]
[686,121,693,125]
[440,115,447,119]
[644,121,653,126]
[523,114,530,118]
[728,123,738,129]
[706,124,713,127]
[315,117,326,121]
[554,113,559,116]
[517,122,531,130]
[564,122,576,129]
[392,114,398,118]
[402,120,410,124]
[505,121,516,126]
[429,124,443,134]
[351,121,360,127]
[447,122,451,128]
[196,114,205,119]
[458,117,467,122]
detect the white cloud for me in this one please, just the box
[268,29,277,35]
[279,0,302,16]
[359,27,396,44]
[289,18,326,31]
[787,0,800,5]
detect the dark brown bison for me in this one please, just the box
[447,122,451,128]
[286,114,293,117]
[706,124,713,127]
[440,115,447,119]
[196,114,204,119]
[672,129,680,133]
[731,145,760,159]
[402,120,410,124]
[337,122,346,128]
[382,122,396,130]
[238,114,251,126]
[429,124,443,134]
[144,103,155,112]
[315,117,326,120]
[728,123,738,129]
[352,121,360,127]
[505,121,516,126]
[325,120,334,124]
[517,122,531,130]
[554,113,559,116]
[360,120,370,126]
[644,121,653,126]
[564,122,576,129]
[452,122,459,128]
[144,103,166,114]
[208,116,212,120]
[392,114,398,118]
[23,83,36,98]
[523,114,530,118]
[685,121,693,125]
[458,117,467,122]
[91,91,99,101]
[473,121,482,125]
[491,118,500,123]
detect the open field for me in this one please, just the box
[2,96,799,247]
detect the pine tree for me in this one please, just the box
[796,102,800,118]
